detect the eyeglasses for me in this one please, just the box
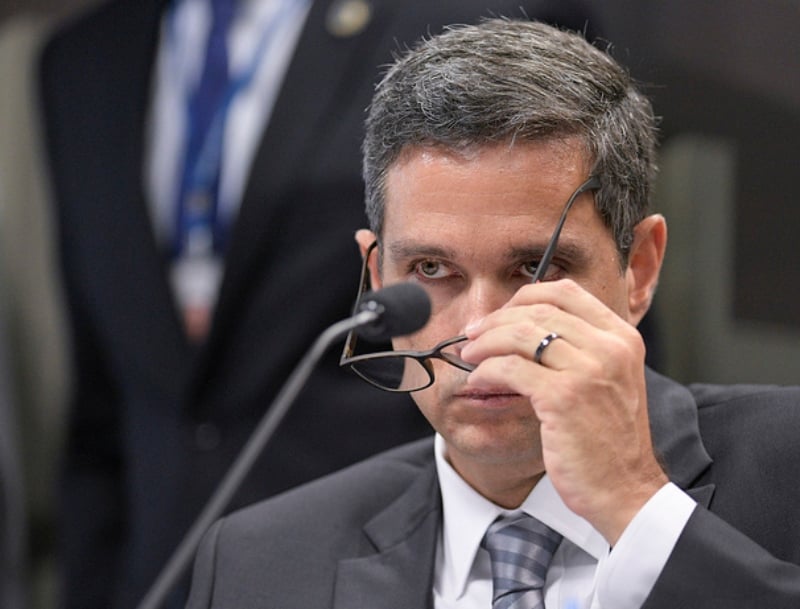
[339,175,601,392]
[339,239,475,392]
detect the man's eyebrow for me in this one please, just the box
[385,239,593,268]
[508,240,590,265]
[385,241,458,260]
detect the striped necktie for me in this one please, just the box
[481,513,563,609]
[175,0,237,260]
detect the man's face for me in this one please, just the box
[358,139,637,482]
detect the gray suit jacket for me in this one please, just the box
[186,370,800,608]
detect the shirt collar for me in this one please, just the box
[434,434,609,599]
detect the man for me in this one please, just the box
[39,2,597,608]
[185,18,800,609]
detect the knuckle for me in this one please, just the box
[559,278,582,295]
[511,319,539,343]
[529,303,557,326]
[582,357,605,380]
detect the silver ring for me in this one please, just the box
[533,332,560,364]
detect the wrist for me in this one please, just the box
[595,470,669,546]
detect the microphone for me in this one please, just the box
[136,283,430,609]
[356,282,431,341]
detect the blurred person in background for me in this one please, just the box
[1,14,70,609]
[38,1,598,608]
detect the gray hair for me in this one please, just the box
[363,18,658,264]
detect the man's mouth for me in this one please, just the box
[454,388,522,401]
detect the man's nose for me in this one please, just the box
[460,280,512,331]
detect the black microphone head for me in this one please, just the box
[356,283,431,342]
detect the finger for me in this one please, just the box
[465,352,552,397]
[463,300,608,355]
[465,341,597,399]
[462,323,578,371]
[465,278,640,358]
[507,279,628,333]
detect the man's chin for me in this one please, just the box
[444,424,543,466]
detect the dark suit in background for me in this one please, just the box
[38,1,598,608]
[186,371,800,609]
[0,309,24,609]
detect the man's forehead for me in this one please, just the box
[382,139,593,211]
[377,138,604,262]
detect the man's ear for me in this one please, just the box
[355,229,382,290]
[626,214,667,325]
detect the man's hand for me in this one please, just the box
[461,279,668,545]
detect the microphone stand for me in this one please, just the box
[136,310,379,609]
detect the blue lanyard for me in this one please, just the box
[170,0,307,259]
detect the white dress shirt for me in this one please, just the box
[433,434,697,609]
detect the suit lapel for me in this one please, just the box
[645,368,716,507]
[685,483,715,508]
[334,458,440,609]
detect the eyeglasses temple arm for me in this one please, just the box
[530,176,600,283]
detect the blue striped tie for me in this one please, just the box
[481,513,563,609]
[175,0,237,260]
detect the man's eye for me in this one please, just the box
[521,261,540,278]
[520,261,560,281]
[415,259,448,279]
